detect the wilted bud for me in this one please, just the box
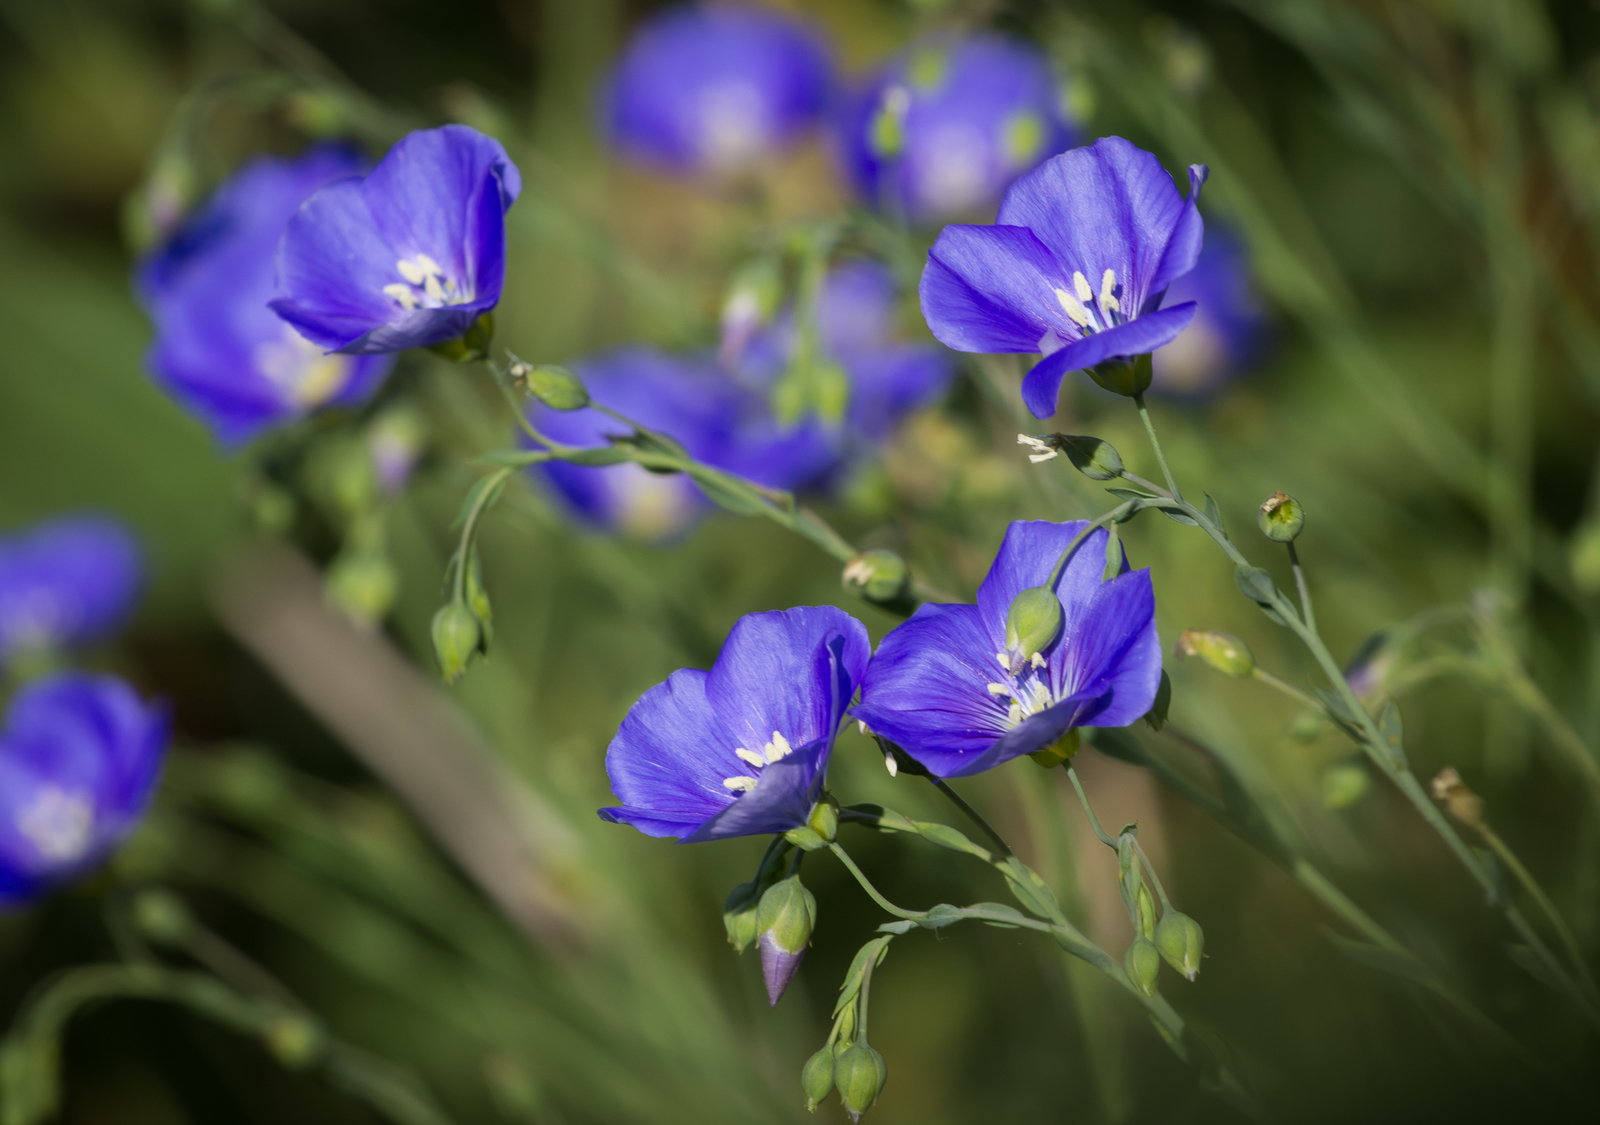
[1153,910,1204,981]
[757,876,817,1005]
[1057,434,1125,481]
[1430,767,1485,830]
[1088,353,1153,397]
[723,880,761,953]
[834,1043,887,1121]
[431,602,482,684]
[1257,492,1304,542]
[1005,586,1062,666]
[1028,727,1080,768]
[808,799,839,843]
[1174,630,1255,677]
[842,549,910,605]
[132,889,195,946]
[1135,884,1157,940]
[519,364,590,411]
[1124,935,1162,997]
[801,1046,835,1112]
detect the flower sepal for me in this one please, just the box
[1088,353,1153,397]
[1005,585,1063,667]
[1028,727,1080,768]
[427,313,496,364]
[757,875,817,1005]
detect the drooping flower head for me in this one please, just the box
[272,126,522,355]
[919,136,1207,417]
[854,520,1161,778]
[602,4,831,177]
[738,261,957,453]
[137,146,395,444]
[600,606,870,842]
[837,34,1074,222]
[1150,229,1267,397]
[529,348,834,542]
[0,515,143,665]
[0,673,170,906]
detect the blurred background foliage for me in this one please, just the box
[3,0,1600,1121]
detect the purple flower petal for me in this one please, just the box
[0,516,144,662]
[920,224,1068,353]
[599,669,732,839]
[1019,302,1197,418]
[759,931,806,1005]
[1148,165,1209,303]
[680,740,829,843]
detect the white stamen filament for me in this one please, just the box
[721,731,795,797]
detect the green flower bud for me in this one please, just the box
[262,1013,324,1069]
[431,602,482,684]
[429,312,494,363]
[132,889,194,946]
[842,549,910,605]
[1153,910,1204,982]
[1124,935,1162,997]
[1174,630,1255,677]
[1116,832,1142,912]
[1005,586,1062,666]
[1135,884,1157,941]
[1257,491,1304,542]
[867,85,909,158]
[1088,353,1153,397]
[1028,727,1080,768]
[801,1046,836,1112]
[326,550,399,625]
[1320,762,1370,809]
[834,1043,887,1121]
[808,799,839,843]
[723,880,761,953]
[518,363,590,411]
[757,876,817,1005]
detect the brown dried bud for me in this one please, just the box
[1430,767,1485,830]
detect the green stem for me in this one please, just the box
[930,778,1014,857]
[1287,542,1317,636]
[1252,667,1320,709]
[1132,393,1182,502]
[1064,766,1117,849]
[857,948,875,1044]
[1482,827,1598,996]
[1131,837,1174,912]
[828,843,924,920]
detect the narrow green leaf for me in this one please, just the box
[1102,522,1123,582]
[1105,487,1157,502]
[833,936,893,1016]
[1324,931,1435,988]
[1156,502,1200,526]
[917,904,965,930]
[1203,493,1225,537]
[1506,943,1569,994]
[967,903,1027,929]
[1377,698,1408,769]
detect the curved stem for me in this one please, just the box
[1131,837,1173,912]
[929,778,1013,857]
[1482,827,1598,996]
[828,843,925,920]
[1252,667,1321,709]
[1288,542,1318,635]
[1064,766,1118,849]
[1132,393,1182,502]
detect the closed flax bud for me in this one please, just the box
[842,549,910,605]
[524,364,590,411]
[132,889,195,947]
[834,1043,887,1121]
[431,602,481,684]
[801,1045,836,1112]
[756,875,817,1005]
[1124,935,1162,997]
[1116,832,1142,912]
[1257,492,1304,542]
[1430,767,1485,830]
[1174,630,1255,677]
[1005,586,1063,667]
[1135,884,1157,941]
[723,880,761,953]
[1153,910,1204,981]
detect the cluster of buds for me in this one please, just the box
[1115,829,1205,995]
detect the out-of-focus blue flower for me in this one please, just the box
[138,147,395,445]
[837,34,1074,223]
[272,126,522,355]
[0,516,143,665]
[599,606,869,842]
[854,520,1161,779]
[919,136,1208,418]
[0,673,169,906]
[1150,230,1267,397]
[741,261,957,451]
[601,4,831,176]
[528,348,834,542]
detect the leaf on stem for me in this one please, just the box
[1377,698,1408,769]
[967,903,1027,929]
[833,937,893,1016]
[917,904,966,930]
[1235,564,1289,625]
[1203,493,1226,538]
[1102,523,1123,583]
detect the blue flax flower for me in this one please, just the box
[740,261,957,453]
[0,515,143,665]
[1151,230,1268,397]
[0,673,170,906]
[530,348,834,542]
[601,4,831,176]
[854,520,1161,779]
[272,126,522,355]
[920,136,1207,417]
[837,34,1074,223]
[599,606,870,842]
[138,146,395,444]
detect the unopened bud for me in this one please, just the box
[834,1043,887,1121]
[723,880,761,953]
[262,1013,324,1069]
[868,84,910,158]
[1174,630,1255,677]
[1430,767,1485,830]
[1088,353,1153,397]
[1320,762,1370,809]
[719,259,783,366]
[1258,492,1304,542]
[801,1046,835,1112]
[1124,935,1161,997]
[431,602,481,683]
[757,876,817,1005]
[1135,884,1157,940]
[842,549,910,605]
[326,551,399,625]
[1153,910,1204,981]
[521,364,590,411]
[1005,586,1062,666]
[1116,832,1142,912]
[132,889,194,946]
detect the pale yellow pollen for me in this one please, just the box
[1074,271,1093,302]
[986,682,1011,697]
[382,283,419,311]
[763,731,793,764]
[1100,269,1120,313]
[995,651,1012,673]
[722,776,759,792]
[735,748,767,769]
[396,254,443,285]
[1031,652,1047,669]
[1055,287,1092,328]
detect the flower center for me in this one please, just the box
[722,730,795,794]
[17,785,94,864]
[987,652,1056,730]
[1053,269,1123,336]
[254,325,353,408]
[382,253,472,311]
